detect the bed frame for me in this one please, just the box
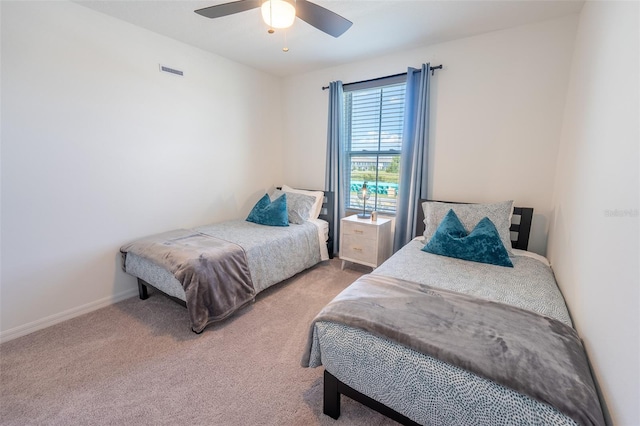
[324,370,421,425]
[323,200,534,424]
[137,190,335,305]
[319,191,335,257]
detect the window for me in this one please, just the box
[343,78,406,214]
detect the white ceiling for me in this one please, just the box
[75,0,584,77]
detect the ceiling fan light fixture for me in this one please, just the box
[261,0,296,29]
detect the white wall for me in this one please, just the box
[547,2,639,424]
[0,1,284,341]
[282,15,579,255]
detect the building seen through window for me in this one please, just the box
[343,81,406,214]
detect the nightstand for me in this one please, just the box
[340,215,392,270]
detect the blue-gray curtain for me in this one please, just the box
[325,81,346,256]
[393,63,431,252]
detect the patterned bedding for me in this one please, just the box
[123,219,325,324]
[373,239,572,326]
[306,239,592,425]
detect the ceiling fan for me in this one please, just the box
[195,0,353,38]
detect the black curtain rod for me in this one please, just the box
[321,64,442,90]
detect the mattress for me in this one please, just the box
[124,219,328,301]
[308,240,577,425]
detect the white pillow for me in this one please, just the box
[270,189,316,224]
[281,185,324,220]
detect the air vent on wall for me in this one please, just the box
[159,64,184,77]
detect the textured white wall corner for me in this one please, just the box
[547,2,640,424]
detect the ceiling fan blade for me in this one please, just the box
[295,0,352,38]
[195,0,261,19]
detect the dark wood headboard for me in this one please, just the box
[318,191,335,257]
[277,187,335,258]
[416,200,534,251]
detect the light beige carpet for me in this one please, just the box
[0,259,399,426]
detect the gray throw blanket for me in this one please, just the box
[302,274,604,426]
[121,229,254,333]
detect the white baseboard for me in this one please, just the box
[0,288,139,344]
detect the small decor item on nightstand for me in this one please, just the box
[357,182,371,219]
[371,211,378,221]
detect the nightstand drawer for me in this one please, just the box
[341,221,377,240]
[339,214,392,270]
[341,234,377,264]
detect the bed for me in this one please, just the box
[302,200,605,426]
[121,187,334,333]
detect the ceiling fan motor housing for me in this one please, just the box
[195,0,352,38]
[261,0,296,29]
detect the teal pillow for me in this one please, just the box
[246,193,289,227]
[422,209,513,267]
